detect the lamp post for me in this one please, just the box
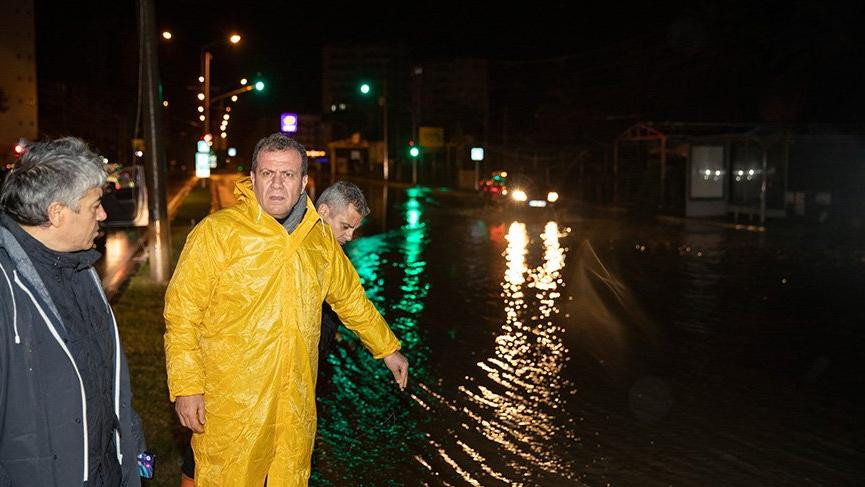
[382,70,389,181]
[359,61,389,181]
[200,34,241,137]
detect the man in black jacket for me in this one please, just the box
[0,137,146,486]
[178,180,371,485]
[314,180,371,359]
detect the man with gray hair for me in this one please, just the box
[315,180,370,358]
[316,180,370,245]
[0,137,146,486]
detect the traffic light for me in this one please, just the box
[408,140,420,158]
[254,81,265,91]
[359,82,371,95]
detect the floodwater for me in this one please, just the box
[311,184,864,486]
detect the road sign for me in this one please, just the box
[419,127,444,148]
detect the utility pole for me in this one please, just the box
[138,0,170,282]
[202,50,212,137]
[381,61,389,181]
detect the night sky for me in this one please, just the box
[32,0,865,158]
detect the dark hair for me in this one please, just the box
[250,133,308,175]
[0,137,106,225]
[316,180,370,217]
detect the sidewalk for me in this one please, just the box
[110,178,213,486]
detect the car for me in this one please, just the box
[101,165,149,227]
[480,171,560,209]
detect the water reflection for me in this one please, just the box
[407,220,580,485]
[459,220,578,482]
[313,188,431,484]
[95,229,142,296]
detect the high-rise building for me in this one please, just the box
[0,0,38,166]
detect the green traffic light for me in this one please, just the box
[254,81,265,91]
[409,146,420,158]
[359,83,371,95]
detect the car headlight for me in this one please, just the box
[512,189,527,202]
[547,191,559,202]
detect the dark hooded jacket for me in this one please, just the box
[0,215,145,486]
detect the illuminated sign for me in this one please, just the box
[280,112,298,133]
[195,152,211,178]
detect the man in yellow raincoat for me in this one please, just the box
[164,133,409,486]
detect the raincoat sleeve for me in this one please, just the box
[325,236,401,359]
[164,219,225,401]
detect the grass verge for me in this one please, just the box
[111,180,212,486]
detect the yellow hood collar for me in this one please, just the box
[232,176,323,233]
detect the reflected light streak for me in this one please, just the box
[456,440,512,484]
[504,222,528,285]
[414,455,433,471]
[103,231,130,270]
[432,441,483,486]
[455,220,577,481]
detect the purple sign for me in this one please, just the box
[280,112,298,133]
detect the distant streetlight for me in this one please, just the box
[240,78,248,86]
[358,70,389,181]
[161,31,172,40]
[201,34,243,137]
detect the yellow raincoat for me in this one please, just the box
[164,177,401,486]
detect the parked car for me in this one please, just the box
[101,165,149,227]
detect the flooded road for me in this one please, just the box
[312,183,864,486]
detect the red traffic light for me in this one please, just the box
[13,144,25,156]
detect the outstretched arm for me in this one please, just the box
[324,231,408,388]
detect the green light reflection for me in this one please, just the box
[312,192,431,485]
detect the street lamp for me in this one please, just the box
[359,70,389,181]
[201,34,242,137]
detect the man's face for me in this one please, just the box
[250,149,308,219]
[318,203,363,245]
[57,186,107,251]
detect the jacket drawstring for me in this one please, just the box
[0,264,20,344]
